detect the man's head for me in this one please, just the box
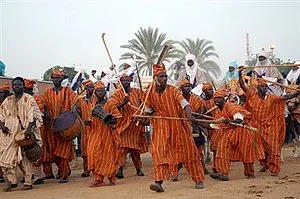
[257,49,270,65]
[120,74,131,89]
[153,63,167,87]
[257,79,268,95]
[228,94,240,105]
[24,79,36,95]
[185,54,196,68]
[228,61,238,72]
[213,89,226,108]
[83,80,94,96]
[12,77,25,95]
[179,79,191,95]
[94,81,106,100]
[51,70,64,87]
[202,83,214,99]
[91,70,96,76]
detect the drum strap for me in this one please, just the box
[14,96,25,131]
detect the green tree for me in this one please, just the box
[120,27,180,76]
[42,66,89,81]
[169,38,220,81]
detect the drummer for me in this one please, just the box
[0,77,43,191]
[42,70,78,183]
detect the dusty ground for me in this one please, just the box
[0,146,300,199]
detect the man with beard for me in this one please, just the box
[0,77,42,191]
[110,74,147,179]
[239,66,299,176]
[77,80,97,177]
[143,63,205,192]
[42,70,78,183]
[87,81,120,187]
[0,82,10,183]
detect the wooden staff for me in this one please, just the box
[204,106,218,114]
[132,115,225,123]
[240,64,300,70]
[192,112,260,133]
[101,33,141,111]
[135,45,172,126]
[256,77,300,92]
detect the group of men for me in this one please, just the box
[0,49,299,194]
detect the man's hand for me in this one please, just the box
[238,66,244,72]
[24,127,33,139]
[84,120,91,126]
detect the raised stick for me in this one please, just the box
[132,114,225,123]
[257,77,300,92]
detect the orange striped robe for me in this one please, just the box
[109,88,148,153]
[244,88,286,173]
[77,95,97,157]
[214,103,262,176]
[145,85,204,182]
[42,87,78,162]
[87,101,121,180]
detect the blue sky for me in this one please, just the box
[1,0,300,79]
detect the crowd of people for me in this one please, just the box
[0,48,299,193]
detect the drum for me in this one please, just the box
[92,105,113,124]
[15,130,35,147]
[51,111,83,140]
[24,143,42,162]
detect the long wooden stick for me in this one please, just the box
[192,112,260,132]
[204,106,218,114]
[257,77,300,91]
[132,114,225,123]
[241,64,300,70]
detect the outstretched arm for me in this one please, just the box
[281,92,299,101]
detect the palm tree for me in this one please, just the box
[169,38,220,81]
[120,27,180,76]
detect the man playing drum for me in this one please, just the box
[42,70,78,183]
[0,77,43,191]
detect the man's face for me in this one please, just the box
[257,84,268,95]
[229,96,238,104]
[228,66,235,72]
[214,97,225,108]
[12,80,24,95]
[204,88,214,98]
[181,84,191,95]
[86,84,94,96]
[258,56,267,62]
[123,64,131,70]
[95,88,106,100]
[187,60,194,67]
[156,72,168,87]
[92,70,96,75]
[52,76,63,86]
[121,77,131,89]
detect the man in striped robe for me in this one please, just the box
[77,80,97,177]
[143,64,205,192]
[87,81,121,187]
[209,89,264,181]
[42,70,78,183]
[239,66,299,176]
[0,77,43,191]
[0,82,11,183]
[109,74,148,179]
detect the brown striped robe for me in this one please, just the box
[87,100,121,182]
[145,85,204,182]
[109,88,148,168]
[214,102,264,176]
[42,87,78,178]
[244,88,286,174]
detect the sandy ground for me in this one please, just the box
[0,146,300,199]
